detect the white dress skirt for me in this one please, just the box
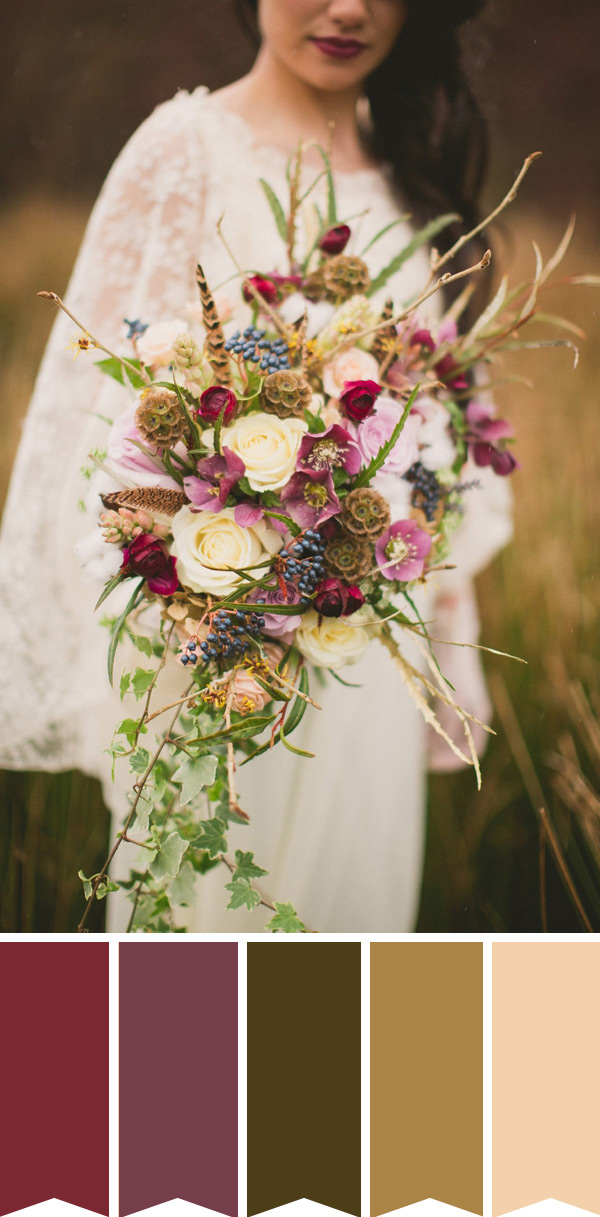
[0,88,513,931]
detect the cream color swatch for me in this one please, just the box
[493,943,600,1215]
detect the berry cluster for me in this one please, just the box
[277,530,327,603]
[180,610,265,667]
[405,462,443,523]
[225,327,290,371]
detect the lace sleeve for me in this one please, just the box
[0,91,207,770]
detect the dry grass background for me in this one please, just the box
[1,191,599,932]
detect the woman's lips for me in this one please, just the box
[310,37,367,60]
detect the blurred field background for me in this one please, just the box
[1,0,599,931]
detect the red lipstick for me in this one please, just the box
[310,37,367,60]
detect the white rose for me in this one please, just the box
[171,506,282,596]
[295,610,370,669]
[137,319,187,369]
[321,345,380,398]
[213,412,308,492]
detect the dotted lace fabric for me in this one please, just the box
[0,87,512,785]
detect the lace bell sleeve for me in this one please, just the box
[0,91,207,771]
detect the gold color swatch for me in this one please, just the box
[371,942,483,1216]
[493,942,600,1216]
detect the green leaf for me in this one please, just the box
[261,508,301,536]
[359,214,411,256]
[131,668,156,699]
[78,869,93,901]
[119,671,131,700]
[315,146,338,225]
[352,384,419,488]
[304,409,326,433]
[168,860,197,906]
[130,747,150,775]
[368,213,460,296]
[266,902,307,933]
[172,754,219,806]
[259,178,288,243]
[116,717,146,747]
[241,667,309,764]
[94,570,127,612]
[95,878,120,900]
[131,633,154,658]
[233,850,268,882]
[94,356,125,385]
[225,877,261,911]
[149,831,189,881]
[192,817,228,858]
[107,579,145,685]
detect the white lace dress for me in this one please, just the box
[0,88,512,931]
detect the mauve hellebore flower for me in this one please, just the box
[197,386,238,425]
[339,379,382,422]
[281,470,340,528]
[297,424,362,477]
[184,447,245,512]
[409,327,468,391]
[314,577,365,617]
[319,224,351,255]
[375,520,432,582]
[122,533,179,595]
[466,401,519,475]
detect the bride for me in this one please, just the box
[0,0,512,931]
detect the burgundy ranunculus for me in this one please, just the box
[434,352,469,391]
[339,379,382,422]
[342,584,365,616]
[319,224,351,255]
[122,533,179,595]
[242,275,279,306]
[409,328,436,353]
[197,385,238,425]
[314,577,350,617]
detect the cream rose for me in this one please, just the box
[295,610,370,669]
[171,506,282,596]
[137,319,187,369]
[210,412,308,492]
[321,346,380,399]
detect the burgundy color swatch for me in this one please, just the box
[0,942,109,1216]
[119,941,238,1216]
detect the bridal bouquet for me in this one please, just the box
[44,148,583,931]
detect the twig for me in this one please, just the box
[539,821,548,933]
[37,292,151,385]
[215,218,290,336]
[538,807,593,933]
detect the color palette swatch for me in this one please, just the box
[1,940,599,1217]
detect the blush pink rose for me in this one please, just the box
[354,397,422,476]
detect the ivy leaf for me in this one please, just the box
[149,831,188,882]
[119,671,131,700]
[131,633,154,658]
[95,878,120,901]
[78,869,93,901]
[266,902,307,933]
[130,747,150,775]
[233,850,268,882]
[168,860,197,906]
[172,754,219,806]
[192,817,228,858]
[132,668,156,699]
[225,877,261,911]
[116,717,146,747]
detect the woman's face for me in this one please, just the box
[257,0,408,92]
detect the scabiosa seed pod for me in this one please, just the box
[323,254,371,301]
[319,224,351,256]
[261,369,313,418]
[135,388,187,447]
[197,385,238,424]
[302,267,326,302]
[340,487,391,538]
[324,531,373,582]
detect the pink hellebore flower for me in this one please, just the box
[183,447,245,511]
[297,424,362,477]
[375,520,432,583]
[466,401,519,476]
[280,471,341,528]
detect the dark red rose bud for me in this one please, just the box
[122,534,179,594]
[342,584,366,616]
[319,224,351,255]
[242,275,279,306]
[410,328,436,353]
[318,517,340,542]
[339,379,382,422]
[197,385,238,424]
[314,577,349,617]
